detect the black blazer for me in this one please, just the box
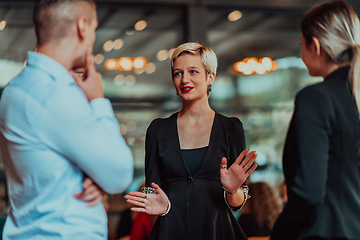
[145,112,247,240]
[271,66,360,239]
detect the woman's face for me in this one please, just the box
[300,34,322,77]
[172,54,214,101]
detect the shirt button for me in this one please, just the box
[187,176,193,183]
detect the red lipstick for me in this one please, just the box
[181,86,194,93]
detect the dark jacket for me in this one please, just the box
[271,66,360,239]
[145,112,247,240]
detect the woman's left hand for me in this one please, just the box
[73,177,106,207]
[220,149,257,192]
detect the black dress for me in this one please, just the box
[145,112,247,240]
[238,214,271,237]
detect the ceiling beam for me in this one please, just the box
[2,0,360,12]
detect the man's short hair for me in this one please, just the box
[33,0,96,46]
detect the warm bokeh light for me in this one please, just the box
[242,65,254,75]
[133,57,148,69]
[228,10,242,21]
[247,58,258,67]
[105,59,118,70]
[0,20,6,30]
[125,75,136,86]
[125,30,134,35]
[168,48,176,59]
[135,20,147,31]
[233,57,277,75]
[145,62,156,74]
[157,49,168,61]
[119,57,133,71]
[94,54,104,64]
[272,61,278,71]
[113,39,124,50]
[261,57,272,71]
[114,74,125,85]
[134,68,145,75]
[233,61,246,72]
[103,40,114,52]
[255,64,266,75]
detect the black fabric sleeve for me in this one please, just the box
[271,86,332,239]
[145,119,162,188]
[229,118,246,165]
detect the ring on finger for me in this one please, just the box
[220,164,227,169]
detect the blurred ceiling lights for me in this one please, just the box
[228,11,242,21]
[113,74,136,86]
[233,57,278,75]
[157,49,168,61]
[105,57,148,71]
[133,57,148,69]
[134,20,147,31]
[125,30,134,35]
[103,39,124,52]
[145,62,156,74]
[103,40,114,52]
[0,20,6,30]
[113,39,124,50]
[94,54,105,64]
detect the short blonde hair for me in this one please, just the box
[171,42,218,78]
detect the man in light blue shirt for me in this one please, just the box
[0,0,133,239]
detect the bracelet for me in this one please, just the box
[222,186,239,194]
[223,185,251,211]
[240,185,251,201]
[141,187,157,194]
[160,199,171,216]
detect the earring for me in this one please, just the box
[207,84,212,93]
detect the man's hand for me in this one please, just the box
[74,177,106,207]
[69,47,104,102]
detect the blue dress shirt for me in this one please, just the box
[0,52,134,239]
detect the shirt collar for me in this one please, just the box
[324,65,351,82]
[26,51,75,85]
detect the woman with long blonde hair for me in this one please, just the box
[271,1,360,239]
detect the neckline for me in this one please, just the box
[175,112,217,176]
[181,146,209,151]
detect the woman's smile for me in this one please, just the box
[181,86,194,93]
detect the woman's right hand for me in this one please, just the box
[125,182,169,215]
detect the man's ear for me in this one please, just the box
[312,36,321,56]
[76,16,88,40]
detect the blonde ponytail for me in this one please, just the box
[301,1,360,115]
[350,44,360,115]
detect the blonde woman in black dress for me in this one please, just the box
[125,42,257,240]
